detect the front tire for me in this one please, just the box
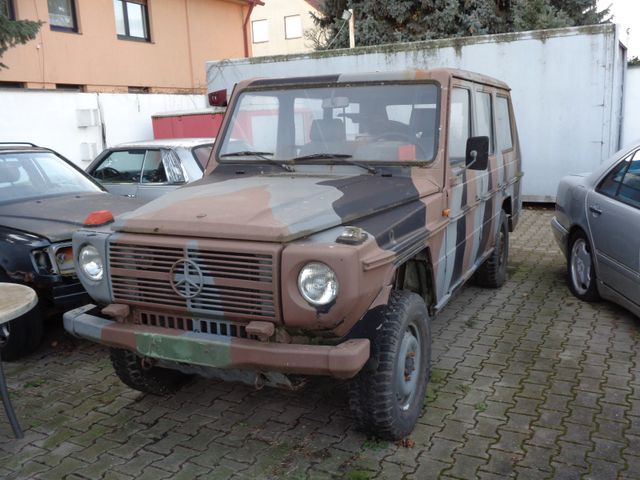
[110,348,190,395]
[567,230,599,302]
[348,290,431,440]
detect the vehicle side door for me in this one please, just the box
[136,149,187,202]
[89,149,145,198]
[587,148,640,305]
[443,82,492,294]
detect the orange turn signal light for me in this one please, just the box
[84,210,114,226]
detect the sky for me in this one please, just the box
[599,0,640,58]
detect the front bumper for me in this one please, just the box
[550,216,569,259]
[64,305,370,379]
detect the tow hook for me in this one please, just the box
[140,357,155,370]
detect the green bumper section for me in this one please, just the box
[135,330,232,368]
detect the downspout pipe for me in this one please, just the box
[243,0,264,58]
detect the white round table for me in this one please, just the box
[0,282,37,439]
[0,283,37,326]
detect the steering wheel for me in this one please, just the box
[96,166,120,180]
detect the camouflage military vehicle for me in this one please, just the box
[64,68,522,439]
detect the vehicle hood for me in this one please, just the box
[113,173,435,242]
[0,193,141,243]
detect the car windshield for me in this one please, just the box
[217,82,439,164]
[0,151,102,203]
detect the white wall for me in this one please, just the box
[0,90,207,166]
[207,24,626,202]
[623,65,640,147]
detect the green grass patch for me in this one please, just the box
[474,401,488,412]
[344,470,373,480]
[362,438,389,451]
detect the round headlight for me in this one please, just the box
[297,262,339,306]
[79,245,103,281]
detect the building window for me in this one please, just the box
[56,83,85,91]
[3,0,16,20]
[114,0,150,41]
[48,0,78,32]
[252,19,268,43]
[284,15,302,39]
[128,86,150,93]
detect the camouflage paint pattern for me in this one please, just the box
[65,68,522,378]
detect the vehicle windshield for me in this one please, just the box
[0,151,102,203]
[217,82,439,164]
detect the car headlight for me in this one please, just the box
[297,262,338,306]
[79,245,103,281]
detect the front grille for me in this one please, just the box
[137,311,249,338]
[108,235,280,322]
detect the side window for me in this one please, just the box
[93,150,145,183]
[496,96,513,151]
[597,150,640,208]
[141,150,167,184]
[619,153,640,208]
[448,88,471,164]
[476,91,494,154]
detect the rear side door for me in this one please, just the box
[587,148,640,305]
[89,149,145,198]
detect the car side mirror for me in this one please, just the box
[465,136,489,170]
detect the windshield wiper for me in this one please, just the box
[220,151,295,172]
[292,153,377,174]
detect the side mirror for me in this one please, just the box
[465,136,489,170]
[208,89,227,107]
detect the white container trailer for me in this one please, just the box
[207,24,627,201]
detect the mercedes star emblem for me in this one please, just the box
[169,258,204,299]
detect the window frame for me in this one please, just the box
[475,89,494,155]
[495,94,514,153]
[48,0,79,33]
[3,0,16,20]
[448,86,473,166]
[115,0,151,42]
[284,14,302,40]
[251,18,268,43]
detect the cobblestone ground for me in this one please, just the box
[1,207,639,479]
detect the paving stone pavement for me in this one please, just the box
[1,207,639,479]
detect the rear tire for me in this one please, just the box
[348,290,431,440]
[110,348,189,395]
[567,230,600,302]
[475,210,509,288]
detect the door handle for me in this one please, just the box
[589,205,602,215]
[125,194,136,198]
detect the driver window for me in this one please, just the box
[448,88,471,165]
[94,150,145,183]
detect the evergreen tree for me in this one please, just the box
[0,0,42,69]
[310,0,610,50]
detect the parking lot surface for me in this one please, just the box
[1,207,639,479]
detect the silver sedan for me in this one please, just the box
[552,140,640,317]
[86,138,214,202]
